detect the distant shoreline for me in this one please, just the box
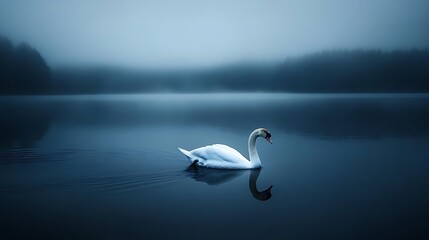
[2,92,429,98]
[2,35,429,95]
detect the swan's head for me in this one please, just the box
[258,128,272,144]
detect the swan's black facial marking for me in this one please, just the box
[263,129,272,144]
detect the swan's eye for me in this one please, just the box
[266,132,271,138]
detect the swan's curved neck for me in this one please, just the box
[248,130,261,168]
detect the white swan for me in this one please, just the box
[178,128,272,169]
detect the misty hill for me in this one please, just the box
[54,50,429,94]
[0,36,51,94]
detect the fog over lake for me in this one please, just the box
[1,1,429,239]
[1,0,429,68]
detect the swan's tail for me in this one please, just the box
[178,147,193,162]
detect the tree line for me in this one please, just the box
[1,35,429,94]
[0,36,51,94]
[54,49,429,93]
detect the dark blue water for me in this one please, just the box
[1,93,428,239]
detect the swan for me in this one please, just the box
[178,128,272,169]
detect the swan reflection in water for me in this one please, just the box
[185,166,273,201]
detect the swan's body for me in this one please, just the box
[179,144,253,169]
[178,128,272,169]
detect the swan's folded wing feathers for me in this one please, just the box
[190,144,248,164]
[212,144,244,158]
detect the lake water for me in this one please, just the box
[1,93,428,239]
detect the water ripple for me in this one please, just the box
[0,148,187,194]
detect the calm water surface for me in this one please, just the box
[1,93,428,239]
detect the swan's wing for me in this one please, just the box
[212,144,247,160]
[190,144,248,164]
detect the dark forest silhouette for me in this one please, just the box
[275,50,429,93]
[0,36,51,94]
[54,49,429,93]
[1,36,429,94]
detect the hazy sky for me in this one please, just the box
[1,0,428,68]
